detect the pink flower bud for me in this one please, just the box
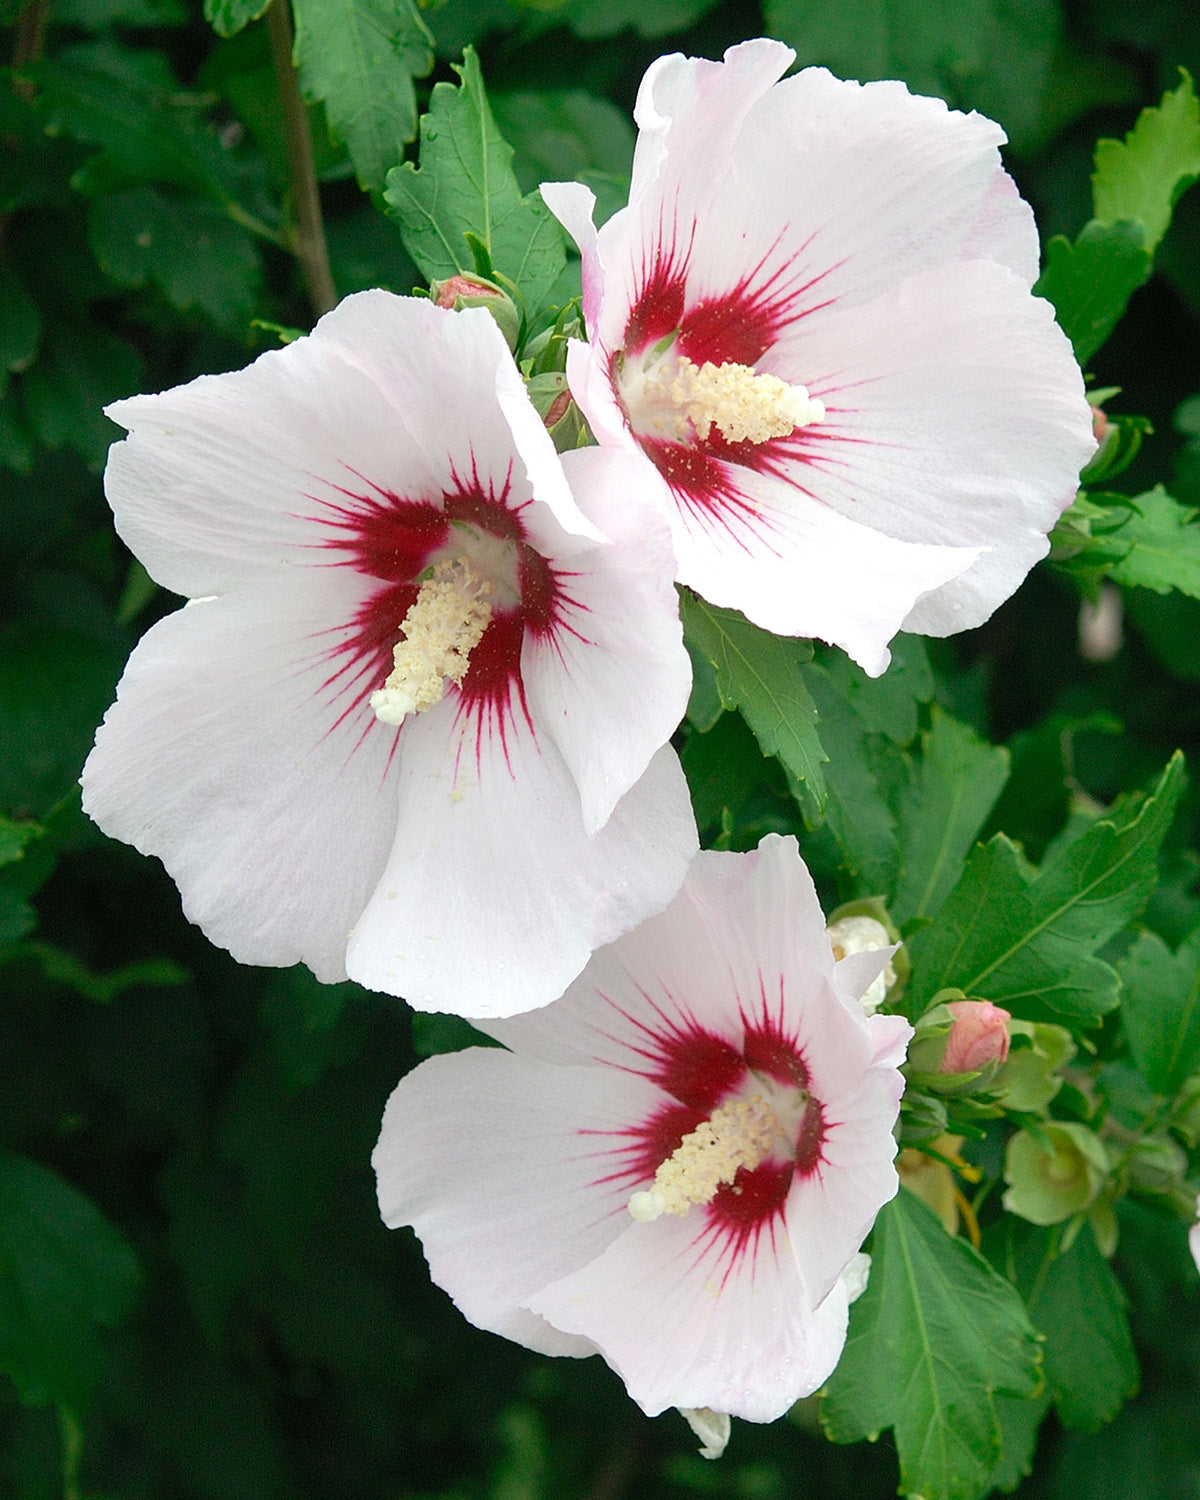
[942,1000,1011,1073]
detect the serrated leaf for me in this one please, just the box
[384,48,566,314]
[291,0,433,196]
[892,707,1011,926]
[907,755,1184,1022]
[1103,486,1200,597]
[822,1189,1041,1500]
[680,595,827,812]
[1117,924,1200,1095]
[1035,222,1151,366]
[1093,72,1200,256]
[818,634,934,746]
[204,0,270,37]
[994,1219,1138,1432]
[89,186,260,330]
[0,1150,140,1408]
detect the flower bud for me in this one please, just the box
[1002,1121,1109,1226]
[430,273,521,352]
[826,906,898,1016]
[941,1000,1011,1074]
[525,371,589,452]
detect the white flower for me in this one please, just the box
[543,39,1096,676]
[373,835,911,1421]
[82,292,697,1017]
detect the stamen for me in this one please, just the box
[370,558,494,726]
[642,356,825,445]
[628,1095,781,1222]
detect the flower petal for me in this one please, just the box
[81,574,401,981]
[526,1208,851,1420]
[345,704,697,1018]
[522,445,691,833]
[768,258,1094,637]
[374,1047,667,1358]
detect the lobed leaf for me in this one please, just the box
[1093,71,1200,257]
[907,755,1185,1022]
[384,48,566,313]
[822,1189,1042,1500]
[291,0,433,196]
[1035,222,1151,367]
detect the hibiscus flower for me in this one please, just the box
[374,835,911,1421]
[82,292,696,1017]
[543,39,1096,675]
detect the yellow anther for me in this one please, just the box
[370,558,493,726]
[628,1096,781,1222]
[642,356,824,445]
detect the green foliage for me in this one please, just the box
[681,595,828,813]
[205,0,271,38]
[1118,923,1200,1093]
[1093,71,1200,255]
[1037,73,1200,364]
[0,1150,139,1409]
[822,1189,1042,1500]
[291,0,434,196]
[906,755,1185,1022]
[1057,487,1200,598]
[994,1219,1139,1432]
[892,708,1011,926]
[385,48,566,314]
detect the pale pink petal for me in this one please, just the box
[486,836,860,1071]
[345,704,697,1018]
[105,336,443,600]
[663,474,979,676]
[785,1030,907,1303]
[763,259,1094,638]
[81,574,401,981]
[539,182,603,328]
[374,1048,667,1357]
[315,293,603,549]
[522,446,690,833]
[527,1208,851,1420]
[831,947,897,1012]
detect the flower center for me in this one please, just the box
[628,1095,783,1221]
[370,557,494,726]
[622,343,825,447]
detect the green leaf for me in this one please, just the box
[892,707,1011,926]
[89,186,261,331]
[0,813,40,868]
[489,89,634,193]
[907,755,1185,1022]
[28,52,243,202]
[994,1219,1138,1432]
[291,0,433,196]
[2,941,188,1003]
[680,595,827,813]
[22,319,142,467]
[0,628,126,816]
[818,634,934,746]
[1117,924,1200,1095]
[802,663,898,891]
[0,262,40,375]
[204,0,271,37]
[0,1150,139,1408]
[1103,487,1200,597]
[384,48,566,314]
[1034,222,1151,367]
[536,0,720,39]
[680,711,781,835]
[822,1189,1041,1500]
[260,967,370,1092]
[1093,72,1200,257]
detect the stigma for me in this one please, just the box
[370,558,494,726]
[628,1095,781,1222]
[636,354,825,446]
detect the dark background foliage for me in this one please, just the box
[3,0,1200,1495]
